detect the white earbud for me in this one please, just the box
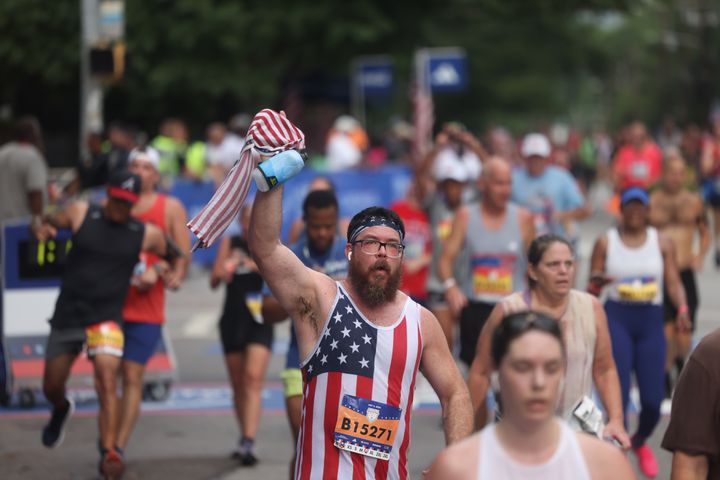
[348,252,352,260]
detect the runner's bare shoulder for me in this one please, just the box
[575,433,637,480]
[426,434,480,480]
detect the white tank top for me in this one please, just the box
[478,421,591,480]
[604,227,663,306]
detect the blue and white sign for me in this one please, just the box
[427,50,467,92]
[355,59,394,97]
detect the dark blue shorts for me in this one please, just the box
[122,322,162,365]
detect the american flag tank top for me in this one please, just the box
[295,283,423,480]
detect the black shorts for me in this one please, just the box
[45,326,86,361]
[459,301,496,367]
[219,314,273,354]
[663,268,698,330]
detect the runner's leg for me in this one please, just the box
[116,360,146,449]
[93,353,122,451]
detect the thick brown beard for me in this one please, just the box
[348,258,402,308]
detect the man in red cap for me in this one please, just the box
[31,170,172,479]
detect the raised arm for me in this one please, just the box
[419,307,473,445]
[438,206,469,316]
[467,302,504,430]
[249,186,335,339]
[590,297,630,449]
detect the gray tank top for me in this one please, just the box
[461,203,527,303]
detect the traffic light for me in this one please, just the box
[89,42,127,81]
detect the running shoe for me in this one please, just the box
[241,451,259,467]
[41,396,75,448]
[633,443,659,478]
[99,446,125,480]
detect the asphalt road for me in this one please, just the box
[2,207,719,480]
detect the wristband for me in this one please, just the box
[678,304,689,314]
[442,278,457,292]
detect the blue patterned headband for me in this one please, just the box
[348,215,405,244]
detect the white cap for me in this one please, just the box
[521,133,551,158]
[128,147,161,171]
[434,150,469,182]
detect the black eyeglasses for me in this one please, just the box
[352,239,405,258]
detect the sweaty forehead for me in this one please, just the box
[356,225,401,242]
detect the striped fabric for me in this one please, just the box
[187,109,305,249]
[295,283,423,480]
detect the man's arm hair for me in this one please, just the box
[419,307,473,444]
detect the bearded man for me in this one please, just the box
[249,187,472,479]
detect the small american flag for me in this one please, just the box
[411,51,434,161]
[187,109,305,249]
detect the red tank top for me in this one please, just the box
[123,194,167,324]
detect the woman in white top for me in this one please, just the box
[589,187,688,478]
[427,311,635,480]
[468,234,630,449]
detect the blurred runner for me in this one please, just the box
[512,133,587,237]
[649,154,710,396]
[607,121,663,216]
[286,176,351,245]
[116,148,190,456]
[210,205,272,466]
[700,116,720,268]
[390,182,432,306]
[428,312,635,480]
[438,157,534,367]
[469,235,628,448]
[589,187,689,478]
[416,124,484,348]
[262,189,348,479]
[33,171,170,479]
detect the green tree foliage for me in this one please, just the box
[0,0,717,140]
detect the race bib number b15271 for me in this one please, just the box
[334,394,402,461]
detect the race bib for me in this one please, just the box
[334,395,402,461]
[85,320,124,357]
[245,293,263,323]
[472,255,515,297]
[617,276,658,303]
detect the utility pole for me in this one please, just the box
[80,0,103,161]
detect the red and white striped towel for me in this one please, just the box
[187,109,305,249]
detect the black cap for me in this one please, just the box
[107,170,141,204]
